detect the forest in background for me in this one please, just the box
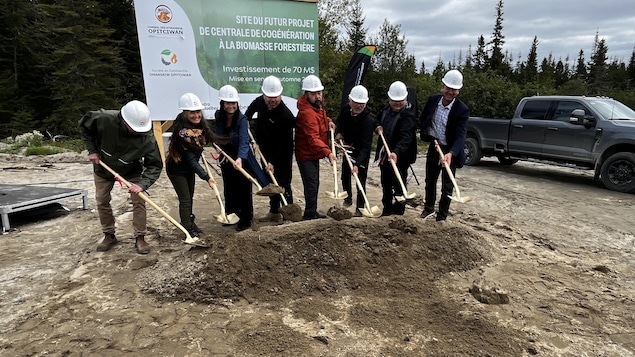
[2,0,635,139]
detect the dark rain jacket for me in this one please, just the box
[335,105,375,168]
[78,109,163,190]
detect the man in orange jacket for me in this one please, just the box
[295,75,336,220]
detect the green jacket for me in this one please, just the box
[78,109,163,190]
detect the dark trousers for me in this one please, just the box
[379,160,408,214]
[221,162,253,225]
[297,159,319,216]
[424,144,456,221]
[341,161,369,209]
[167,172,196,228]
[268,158,293,213]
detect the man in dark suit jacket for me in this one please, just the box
[419,70,470,221]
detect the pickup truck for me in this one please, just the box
[465,95,635,193]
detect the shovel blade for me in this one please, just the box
[360,206,382,218]
[448,194,472,203]
[326,191,348,199]
[214,213,240,225]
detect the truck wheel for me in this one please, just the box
[497,155,518,165]
[464,137,482,166]
[600,152,635,193]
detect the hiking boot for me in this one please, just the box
[135,236,150,254]
[96,233,117,252]
[343,197,353,207]
[257,212,282,222]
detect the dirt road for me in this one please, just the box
[0,152,633,356]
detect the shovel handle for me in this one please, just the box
[338,140,374,212]
[98,161,194,243]
[202,155,231,219]
[329,129,343,197]
[213,143,263,191]
[433,140,463,198]
[378,132,410,198]
[248,129,288,205]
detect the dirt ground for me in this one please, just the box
[0,149,634,356]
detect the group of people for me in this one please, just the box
[79,69,469,255]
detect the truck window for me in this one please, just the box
[553,101,586,122]
[520,100,550,119]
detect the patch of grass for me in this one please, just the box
[24,146,65,156]
[49,138,85,153]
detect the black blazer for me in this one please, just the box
[419,94,470,167]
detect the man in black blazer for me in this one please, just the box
[419,70,470,221]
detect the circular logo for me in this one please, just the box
[155,5,172,23]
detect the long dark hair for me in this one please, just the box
[167,112,227,162]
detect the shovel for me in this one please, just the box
[212,143,282,196]
[326,129,348,199]
[98,161,207,247]
[433,140,472,203]
[201,154,240,225]
[247,130,303,222]
[378,132,418,202]
[337,140,381,218]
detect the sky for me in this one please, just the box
[360,0,635,73]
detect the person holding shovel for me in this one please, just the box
[419,70,469,222]
[165,93,219,237]
[295,75,336,220]
[78,100,163,254]
[215,85,268,232]
[373,81,417,216]
[245,76,296,222]
[335,85,375,217]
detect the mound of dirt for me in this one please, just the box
[139,217,495,304]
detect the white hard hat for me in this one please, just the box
[387,81,408,101]
[218,85,239,102]
[178,92,205,111]
[442,69,463,89]
[120,100,151,133]
[301,75,324,92]
[261,75,283,97]
[348,85,369,104]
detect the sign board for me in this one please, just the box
[133,0,319,121]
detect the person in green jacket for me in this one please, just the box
[78,100,163,254]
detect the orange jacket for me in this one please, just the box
[294,95,332,161]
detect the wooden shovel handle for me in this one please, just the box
[202,155,230,218]
[248,129,287,205]
[98,161,193,242]
[378,132,409,196]
[213,143,263,190]
[338,140,373,211]
[433,140,462,197]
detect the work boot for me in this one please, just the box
[96,233,117,252]
[135,236,150,255]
